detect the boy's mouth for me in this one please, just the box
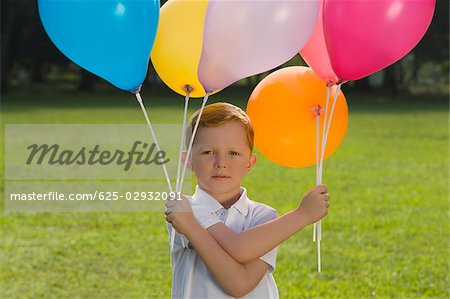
[211,175,231,180]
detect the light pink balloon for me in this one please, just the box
[300,0,340,86]
[323,0,435,81]
[198,0,320,93]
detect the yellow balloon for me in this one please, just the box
[151,0,210,98]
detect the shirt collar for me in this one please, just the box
[192,185,249,216]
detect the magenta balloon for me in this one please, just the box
[198,0,320,93]
[323,0,435,81]
[300,0,340,85]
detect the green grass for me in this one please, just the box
[1,89,449,298]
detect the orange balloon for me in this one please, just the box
[246,66,348,168]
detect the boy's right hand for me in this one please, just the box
[165,194,197,235]
[296,184,330,226]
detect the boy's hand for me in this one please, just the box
[165,194,197,235]
[296,184,330,226]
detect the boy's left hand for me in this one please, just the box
[165,194,197,235]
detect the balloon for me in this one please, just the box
[246,67,348,168]
[323,0,435,81]
[300,0,340,85]
[198,0,320,93]
[38,0,159,92]
[151,0,210,98]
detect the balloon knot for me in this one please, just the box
[184,85,193,94]
[130,85,142,94]
[311,105,323,116]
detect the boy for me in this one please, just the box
[165,103,329,298]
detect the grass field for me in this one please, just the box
[1,88,449,298]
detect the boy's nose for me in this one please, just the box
[215,163,226,169]
[214,157,226,169]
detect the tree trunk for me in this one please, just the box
[382,64,398,97]
[410,54,420,85]
[31,59,43,82]
[1,2,15,93]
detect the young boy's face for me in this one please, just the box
[188,121,256,202]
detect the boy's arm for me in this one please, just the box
[165,185,329,296]
[165,206,273,298]
[184,221,270,298]
[207,209,304,263]
[205,185,330,263]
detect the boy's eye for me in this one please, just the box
[202,150,214,155]
[229,151,239,156]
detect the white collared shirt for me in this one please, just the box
[168,186,279,299]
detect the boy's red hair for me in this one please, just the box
[186,102,254,151]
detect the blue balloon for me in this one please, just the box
[38,0,160,92]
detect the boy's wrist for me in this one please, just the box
[183,219,204,240]
[294,207,311,229]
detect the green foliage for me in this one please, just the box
[1,92,448,298]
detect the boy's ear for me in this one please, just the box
[246,153,257,172]
[181,151,192,171]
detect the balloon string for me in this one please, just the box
[176,91,191,192]
[313,85,330,249]
[319,84,341,178]
[174,90,192,249]
[135,93,173,193]
[318,85,331,183]
[315,85,330,262]
[313,110,319,242]
[172,93,208,249]
[134,93,178,251]
[311,104,322,243]
[178,93,209,193]
[313,223,317,243]
[315,110,321,188]
[315,83,342,272]
[312,100,324,272]
[317,229,321,272]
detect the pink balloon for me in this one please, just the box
[323,0,435,81]
[198,0,320,93]
[300,0,340,86]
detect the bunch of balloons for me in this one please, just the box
[151,0,321,97]
[38,0,436,96]
[248,0,436,167]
